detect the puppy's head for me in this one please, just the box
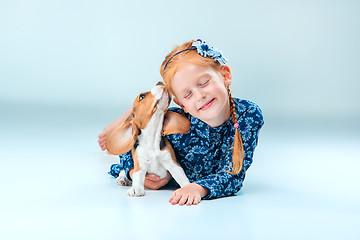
[106,82,190,156]
[131,82,171,129]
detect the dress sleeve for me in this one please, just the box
[108,151,134,180]
[122,151,134,180]
[195,103,264,200]
[195,165,246,200]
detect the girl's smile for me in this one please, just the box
[199,98,215,111]
[171,63,231,127]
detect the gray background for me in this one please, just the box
[2,0,359,125]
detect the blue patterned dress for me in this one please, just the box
[108,98,264,200]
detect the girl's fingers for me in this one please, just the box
[169,192,201,206]
[169,191,176,202]
[98,137,107,144]
[170,193,182,205]
[186,196,194,206]
[98,134,107,150]
[193,196,201,205]
[178,195,189,206]
[99,142,106,151]
[98,133,107,141]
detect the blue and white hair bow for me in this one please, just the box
[191,39,227,65]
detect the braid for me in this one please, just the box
[228,87,237,125]
[227,86,244,175]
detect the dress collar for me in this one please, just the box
[190,114,234,134]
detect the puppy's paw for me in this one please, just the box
[127,186,145,197]
[116,175,131,186]
[116,171,131,186]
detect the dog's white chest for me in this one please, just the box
[107,84,190,197]
[135,113,169,179]
[136,143,169,178]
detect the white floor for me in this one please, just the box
[1,103,359,240]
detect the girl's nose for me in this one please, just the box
[194,89,206,101]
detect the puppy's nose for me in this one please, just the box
[156,81,165,86]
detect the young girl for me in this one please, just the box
[98,39,264,206]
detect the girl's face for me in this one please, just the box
[171,63,231,127]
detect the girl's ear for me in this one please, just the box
[106,121,139,155]
[173,97,188,113]
[221,65,232,86]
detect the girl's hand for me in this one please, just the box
[144,172,171,190]
[98,128,111,151]
[169,183,209,206]
[98,107,132,151]
[129,169,171,190]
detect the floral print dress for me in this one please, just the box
[108,98,264,199]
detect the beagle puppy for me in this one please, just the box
[106,82,190,196]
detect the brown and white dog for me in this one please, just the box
[106,82,191,196]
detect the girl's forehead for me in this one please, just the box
[173,63,215,80]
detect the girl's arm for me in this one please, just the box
[173,141,252,203]
[195,122,263,200]
[192,100,264,200]
[168,107,263,204]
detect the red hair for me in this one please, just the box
[160,40,244,175]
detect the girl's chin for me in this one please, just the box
[199,109,221,122]
[199,103,231,126]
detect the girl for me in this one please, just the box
[98,39,264,206]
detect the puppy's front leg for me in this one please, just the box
[127,169,146,197]
[167,164,190,188]
[117,170,132,186]
[161,150,190,188]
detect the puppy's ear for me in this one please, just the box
[106,121,139,155]
[162,111,190,136]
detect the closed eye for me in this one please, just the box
[184,91,192,99]
[199,79,209,87]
